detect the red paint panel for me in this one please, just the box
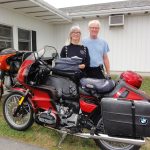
[32,89,54,110]
[80,100,97,113]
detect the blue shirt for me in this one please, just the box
[82,37,109,67]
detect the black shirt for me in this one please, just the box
[60,43,90,68]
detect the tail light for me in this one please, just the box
[120,71,143,88]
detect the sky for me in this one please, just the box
[43,0,126,8]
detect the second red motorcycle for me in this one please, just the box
[0,48,31,99]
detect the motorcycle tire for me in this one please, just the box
[95,139,140,150]
[0,79,3,100]
[3,91,34,131]
[94,119,140,150]
[0,88,2,100]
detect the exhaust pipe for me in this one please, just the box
[45,125,145,146]
[74,133,145,146]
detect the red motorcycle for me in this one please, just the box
[0,48,31,99]
[3,46,150,150]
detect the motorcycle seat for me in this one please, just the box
[80,78,115,94]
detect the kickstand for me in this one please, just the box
[57,132,68,149]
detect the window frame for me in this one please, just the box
[0,24,13,50]
[18,28,32,51]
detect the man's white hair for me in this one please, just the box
[88,20,101,28]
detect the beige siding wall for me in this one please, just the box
[53,14,150,73]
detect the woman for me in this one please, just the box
[60,25,90,70]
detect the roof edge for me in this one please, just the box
[68,6,150,18]
[30,0,72,22]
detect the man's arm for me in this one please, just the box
[103,54,110,75]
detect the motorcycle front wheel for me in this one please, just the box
[94,119,140,150]
[0,78,4,100]
[0,85,3,100]
[3,91,34,131]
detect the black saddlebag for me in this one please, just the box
[52,57,83,79]
[101,98,150,138]
[43,75,78,100]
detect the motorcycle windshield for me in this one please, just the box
[0,48,16,55]
[25,46,57,61]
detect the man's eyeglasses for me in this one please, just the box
[89,27,99,30]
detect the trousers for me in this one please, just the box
[86,65,105,79]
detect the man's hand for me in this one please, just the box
[105,74,111,80]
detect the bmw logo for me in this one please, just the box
[139,117,148,125]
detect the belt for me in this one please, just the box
[88,65,103,70]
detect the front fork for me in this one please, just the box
[13,89,30,117]
[0,70,5,98]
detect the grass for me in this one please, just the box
[0,76,150,150]
[0,110,98,150]
[141,77,150,95]
[0,98,98,150]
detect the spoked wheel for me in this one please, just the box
[3,91,34,131]
[0,79,3,100]
[94,119,140,150]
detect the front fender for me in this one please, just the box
[9,88,36,112]
[11,87,26,93]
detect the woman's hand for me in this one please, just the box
[79,64,85,69]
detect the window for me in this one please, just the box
[0,24,13,51]
[18,28,31,51]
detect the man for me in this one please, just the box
[82,20,110,79]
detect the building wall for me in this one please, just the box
[1,6,149,73]
[53,14,150,73]
[0,7,54,50]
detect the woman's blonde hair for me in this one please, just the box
[65,25,82,45]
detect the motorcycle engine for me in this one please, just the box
[4,75,19,89]
[37,105,79,127]
[37,110,57,125]
[56,105,79,126]
[4,76,12,89]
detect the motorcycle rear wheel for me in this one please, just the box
[95,140,140,150]
[3,91,34,131]
[94,119,140,150]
